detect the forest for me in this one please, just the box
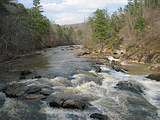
[0,0,83,62]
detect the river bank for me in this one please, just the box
[75,46,160,75]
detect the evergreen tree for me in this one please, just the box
[26,0,51,49]
[88,9,119,51]
[88,9,108,44]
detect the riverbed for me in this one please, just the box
[0,45,160,120]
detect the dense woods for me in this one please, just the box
[0,0,81,62]
[0,0,50,62]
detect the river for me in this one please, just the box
[0,45,160,120]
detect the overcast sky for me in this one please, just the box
[18,0,128,25]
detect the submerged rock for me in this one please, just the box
[62,99,86,109]
[20,70,32,76]
[32,75,42,79]
[25,94,46,101]
[112,66,128,73]
[0,92,6,107]
[49,98,64,107]
[109,60,129,73]
[146,74,160,81]
[40,88,55,96]
[26,85,41,94]
[115,81,143,95]
[19,76,26,80]
[94,66,102,72]
[49,98,87,110]
[90,113,110,120]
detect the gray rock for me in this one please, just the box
[146,74,160,81]
[90,113,110,120]
[4,83,28,97]
[49,98,87,110]
[40,88,55,96]
[0,92,6,107]
[62,99,86,110]
[115,81,143,95]
[25,94,46,101]
[95,66,102,72]
[26,85,41,94]
[49,98,65,107]
[4,83,42,98]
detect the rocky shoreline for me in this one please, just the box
[74,46,160,72]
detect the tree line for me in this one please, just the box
[0,0,83,62]
[0,0,51,62]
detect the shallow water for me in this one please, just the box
[0,46,160,120]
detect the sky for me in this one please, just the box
[18,0,128,25]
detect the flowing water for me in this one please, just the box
[0,46,160,120]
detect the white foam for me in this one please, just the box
[107,56,120,61]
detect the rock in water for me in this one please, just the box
[112,66,128,73]
[20,70,32,76]
[19,76,26,80]
[0,92,6,106]
[90,113,110,120]
[62,99,86,110]
[146,74,160,81]
[114,81,143,95]
[4,83,28,97]
[49,98,87,110]
[32,75,41,79]
[40,88,55,96]
[49,98,65,107]
[25,94,46,101]
[95,66,102,72]
[26,85,41,94]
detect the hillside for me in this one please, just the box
[65,2,160,71]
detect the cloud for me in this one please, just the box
[18,0,128,25]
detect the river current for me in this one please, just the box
[0,46,160,120]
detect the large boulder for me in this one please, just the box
[62,99,86,110]
[3,83,42,99]
[49,98,64,107]
[90,113,110,120]
[146,74,160,81]
[49,98,87,110]
[4,83,29,97]
[114,81,143,95]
